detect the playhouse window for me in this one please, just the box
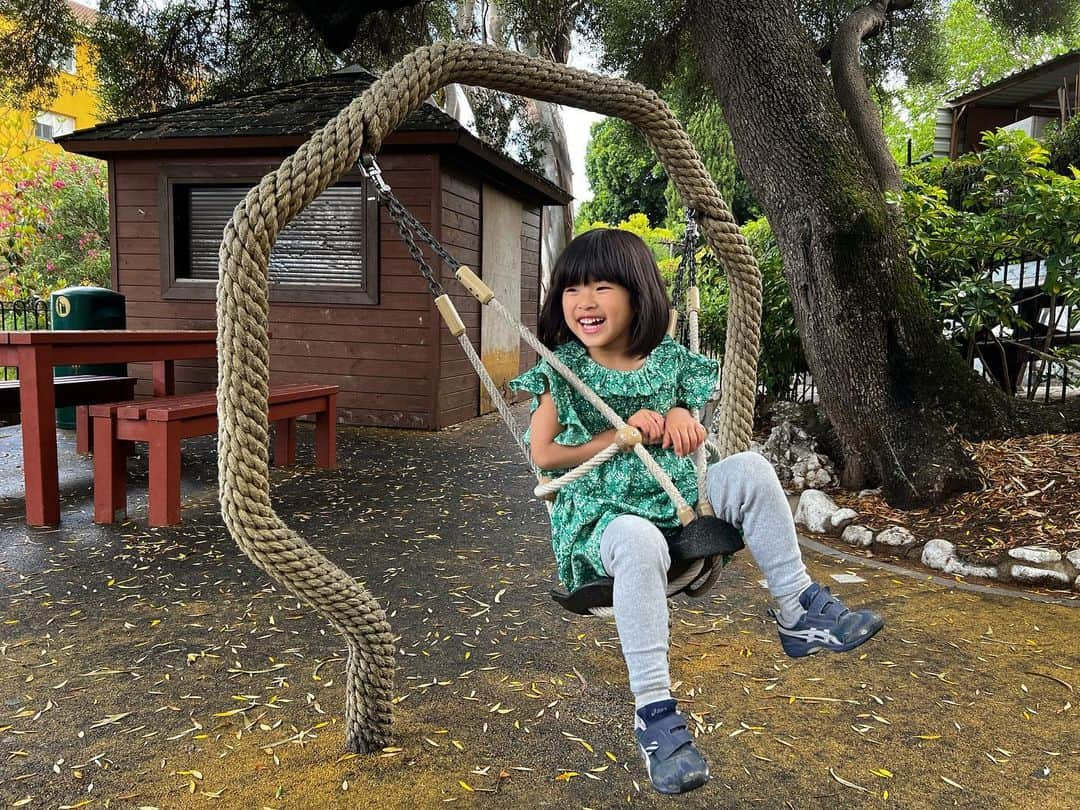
[164,173,379,305]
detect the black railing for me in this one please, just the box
[0,298,50,380]
[970,255,1077,403]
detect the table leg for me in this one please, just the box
[315,394,337,470]
[93,412,127,524]
[273,418,297,467]
[18,346,59,526]
[153,360,176,396]
[148,421,182,526]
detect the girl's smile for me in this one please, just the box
[563,280,636,364]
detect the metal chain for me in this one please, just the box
[359,156,458,299]
[671,209,699,348]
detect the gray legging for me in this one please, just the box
[599,451,811,709]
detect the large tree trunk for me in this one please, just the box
[690,0,1077,507]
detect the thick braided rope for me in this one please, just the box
[216,41,759,751]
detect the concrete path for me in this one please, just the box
[0,415,1076,809]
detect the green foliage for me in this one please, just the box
[0,0,77,107]
[689,217,804,399]
[0,156,111,301]
[895,129,1080,385]
[1046,114,1080,176]
[574,213,677,267]
[580,100,757,229]
[884,0,1080,163]
[577,118,669,227]
[89,0,451,119]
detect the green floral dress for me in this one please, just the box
[509,337,720,593]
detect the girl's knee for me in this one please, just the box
[603,515,670,572]
[709,451,776,486]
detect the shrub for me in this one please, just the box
[0,156,111,301]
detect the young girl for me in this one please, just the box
[510,228,884,795]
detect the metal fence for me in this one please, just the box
[972,255,1077,403]
[761,255,1076,407]
[0,298,50,381]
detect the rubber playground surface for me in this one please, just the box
[0,414,1076,809]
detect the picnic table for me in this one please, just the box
[0,330,217,526]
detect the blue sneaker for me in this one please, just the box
[634,700,709,794]
[773,583,884,658]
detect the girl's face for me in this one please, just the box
[562,279,634,356]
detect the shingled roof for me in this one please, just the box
[60,67,459,143]
[58,67,571,205]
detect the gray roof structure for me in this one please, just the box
[59,67,571,205]
[948,49,1080,109]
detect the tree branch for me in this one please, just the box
[828,0,913,193]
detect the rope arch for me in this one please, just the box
[216,41,762,753]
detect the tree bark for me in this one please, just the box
[828,0,911,193]
[689,0,1077,507]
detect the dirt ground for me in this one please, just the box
[832,433,1080,565]
[1,415,1077,809]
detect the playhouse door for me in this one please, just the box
[479,184,523,415]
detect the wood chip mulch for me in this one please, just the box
[832,433,1080,563]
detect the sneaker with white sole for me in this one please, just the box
[634,700,709,795]
[772,582,884,658]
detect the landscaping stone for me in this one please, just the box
[1009,564,1071,586]
[1075,574,1080,591]
[1065,550,1080,570]
[876,526,917,547]
[841,524,874,548]
[1008,546,1062,564]
[857,488,882,499]
[943,557,998,580]
[921,539,955,571]
[829,508,859,532]
[794,489,840,534]
[758,419,837,492]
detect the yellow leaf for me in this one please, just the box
[554,772,579,782]
[458,781,474,792]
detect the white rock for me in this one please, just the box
[876,526,917,547]
[841,525,874,548]
[1075,574,1080,592]
[805,467,834,489]
[944,558,998,580]
[1010,564,1071,586]
[794,489,840,534]
[921,539,955,571]
[1064,550,1080,570]
[857,488,882,499]
[829,508,859,532]
[1007,546,1061,564]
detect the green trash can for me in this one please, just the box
[50,287,126,429]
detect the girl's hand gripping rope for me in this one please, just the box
[662,407,706,457]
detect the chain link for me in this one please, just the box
[359,155,461,299]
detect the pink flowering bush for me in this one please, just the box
[0,157,110,301]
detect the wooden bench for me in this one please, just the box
[92,383,337,527]
[0,374,139,454]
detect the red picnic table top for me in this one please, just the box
[0,329,218,526]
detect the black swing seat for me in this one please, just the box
[550,516,745,615]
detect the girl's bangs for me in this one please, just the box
[558,242,630,288]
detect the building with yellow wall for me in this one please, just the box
[0,1,101,170]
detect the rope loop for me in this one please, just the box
[216,41,762,753]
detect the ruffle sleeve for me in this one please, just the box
[508,360,594,448]
[675,345,721,411]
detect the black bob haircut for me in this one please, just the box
[538,228,670,358]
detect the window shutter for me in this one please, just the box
[186,184,368,287]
